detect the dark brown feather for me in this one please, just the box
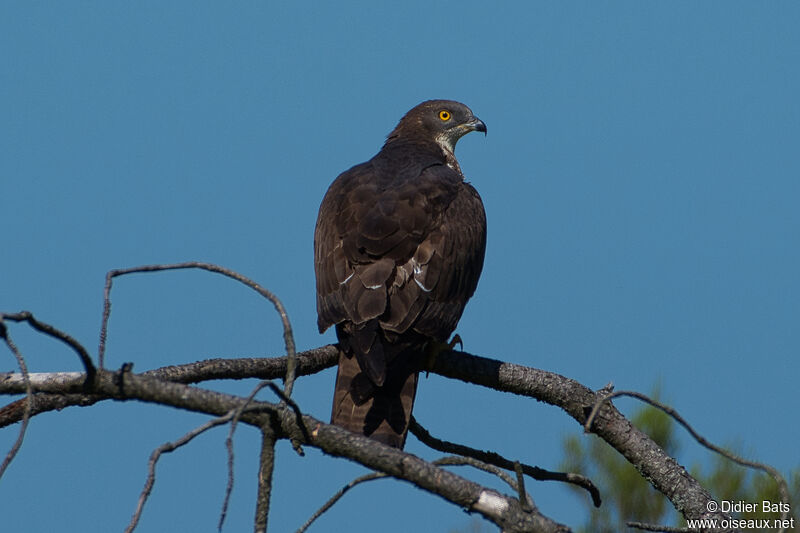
[315,100,486,448]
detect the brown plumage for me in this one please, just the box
[314,100,487,448]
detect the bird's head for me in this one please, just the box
[387,99,486,153]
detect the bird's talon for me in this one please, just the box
[449,334,463,351]
[424,336,459,372]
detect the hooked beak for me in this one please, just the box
[468,116,487,136]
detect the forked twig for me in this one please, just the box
[1,311,96,385]
[410,416,601,507]
[126,410,240,533]
[218,380,276,531]
[263,381,309,453]
[298,454,541,533]
[218,379,309,531]
[97,262,297,395]
[434,455,533,507]
[96,263,299,532]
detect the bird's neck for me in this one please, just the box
[381,137,463,177]
[441,146,462,175]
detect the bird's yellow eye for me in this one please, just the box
[438,110,451,121]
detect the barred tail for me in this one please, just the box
[330,348,418,449]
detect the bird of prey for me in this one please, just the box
[314,100,487,449]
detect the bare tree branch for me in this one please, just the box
[409,416,601,507]
[254,427,277,533]
[425,349,736,527]
[586,389,791,531]
[0,320,32,478]
[515,461,532,512]
[0,347,339,431]
[220,380,275,531]
[4,337,791,530]
[1,311,96,385]
[296,472,390,533]
[95,366,570,532]
[125,410,240,533]
[433,455,535,508]
[97,263,297,395]
[0,346,339,397]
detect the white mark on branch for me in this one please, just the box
[474,490,509,516]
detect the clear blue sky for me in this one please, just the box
[2,2,798,532]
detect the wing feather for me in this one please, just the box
[315,154,486,341]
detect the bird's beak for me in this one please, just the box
[468,117,487,136]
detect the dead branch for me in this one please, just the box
[3,308,789,532]
[1,311,96,384]
[0,347,339,428]
[296,472,390,533]
[425,348,736,528]
[586,389,791,532]
[255,427,277,533]
[98,263,297,395]
[433,455,535,509]
[221,380,277,531]
[3,343,778,530]
[91,366,571,532]
[126,410,240,533]
[0,320,32,478]
[409,416,601,507]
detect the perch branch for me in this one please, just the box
[3,341,788,529]
[104,367,569,531]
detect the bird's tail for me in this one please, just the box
[330,347,419,449]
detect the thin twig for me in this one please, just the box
[125,410,239,533]
[97,263,297,395]
[0,320,33,479]
[219,380,275,532]
[296,472,389,533]
[296,445,550,531]
[433,455,527,502]
[254,427,276,533]
[409,416,601,507]
[514,461,531,512]
[586,389,791,529]
[98,271,114,369]
[263,381,308,454]
[1,311,96,385]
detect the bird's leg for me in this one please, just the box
[422,334,463,375]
